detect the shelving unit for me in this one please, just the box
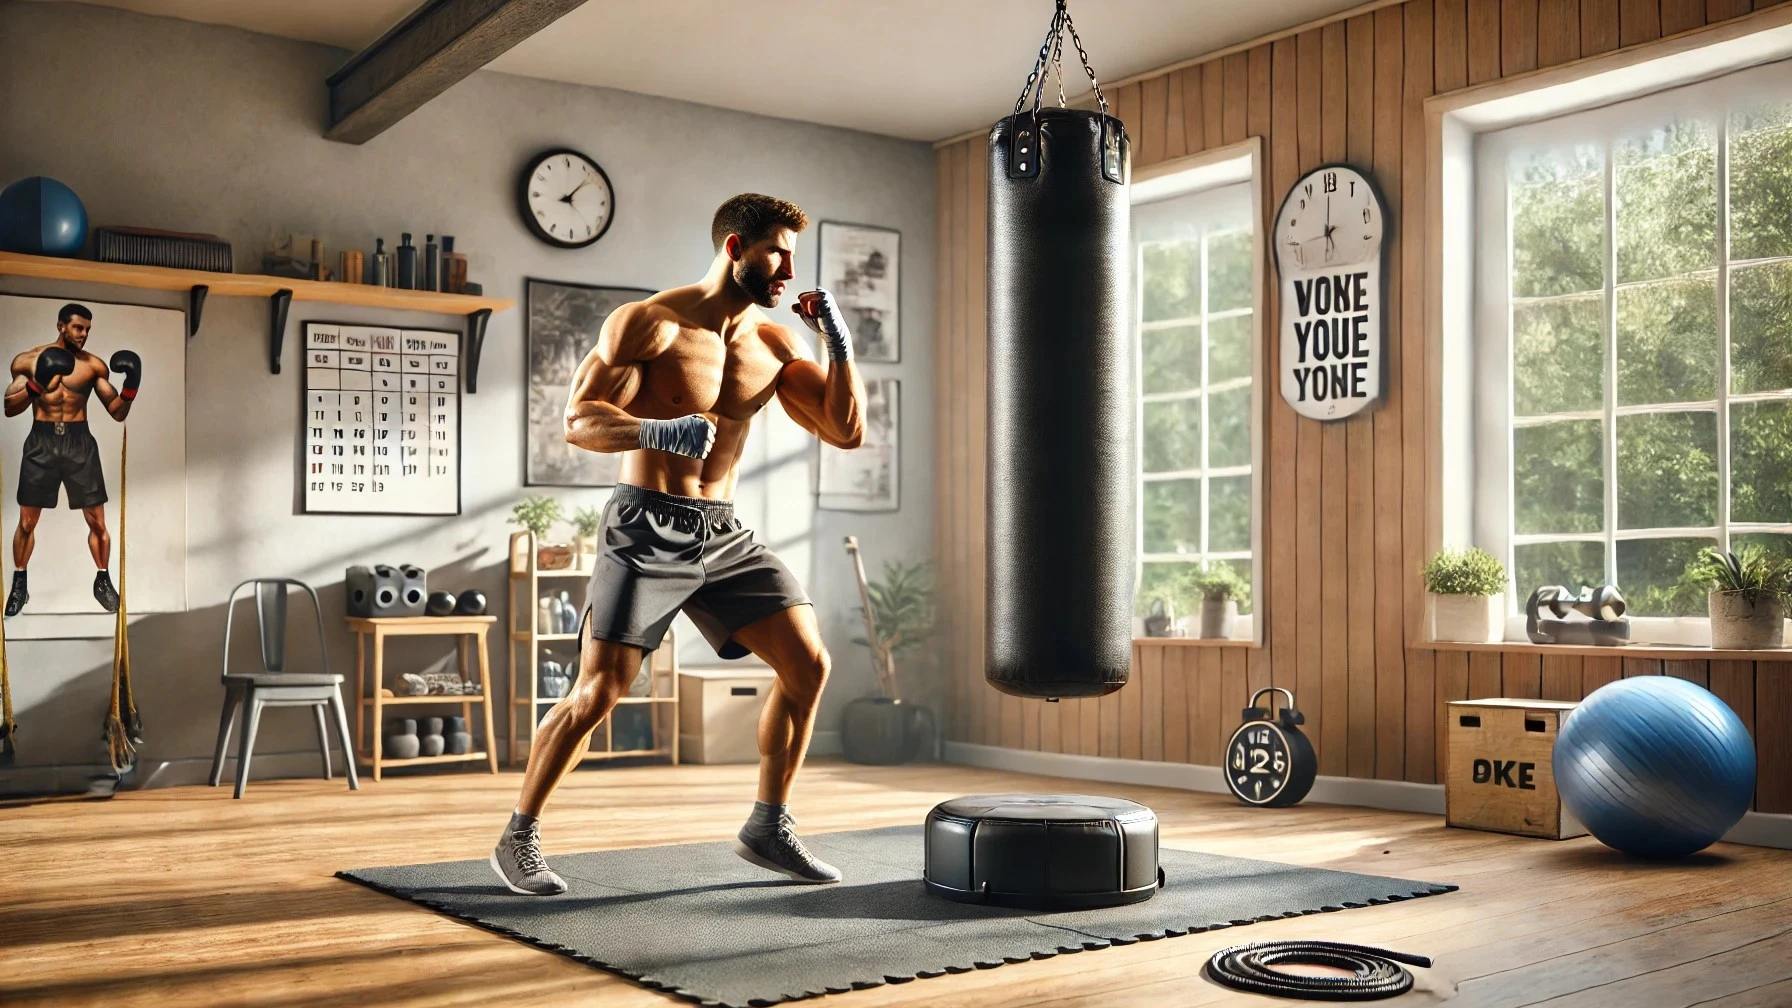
[505,530,679,767]
[0,250,515,390]
[346,615,500,781]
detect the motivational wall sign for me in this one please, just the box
[1272,163,1388,421]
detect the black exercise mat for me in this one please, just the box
[338,825,1455,1007]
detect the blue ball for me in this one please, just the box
[1554,676,1755,858]
[0,176,88,256]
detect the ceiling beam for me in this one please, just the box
[325,0,589,144]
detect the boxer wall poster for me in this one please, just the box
[1271,163,1387,421]
[0,295,188,615]
[302,322,461,515]
[526,279,652,486]
[817,378,898,512]
[816,221,899,363]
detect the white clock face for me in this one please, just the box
[523,150,614,248]
[1275,166,1382,270]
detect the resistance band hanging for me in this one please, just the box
[104,425,139,774]
[985,0,1133,701]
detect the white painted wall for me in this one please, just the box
[0,0,935,785]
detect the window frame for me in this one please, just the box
[1129,138,1267,644]
[1468,43,1792,645]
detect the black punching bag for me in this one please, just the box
[986,3,1134,701]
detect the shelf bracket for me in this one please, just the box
[186,285,208,339]
[269,289,293,374]
[464,307,492,394]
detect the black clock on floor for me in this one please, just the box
[518,147,615,248]
[1224,687,1318,808]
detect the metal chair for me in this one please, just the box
[207,578,359,798]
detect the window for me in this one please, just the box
[1134,174,1262,638]
[1475,59,1792,641]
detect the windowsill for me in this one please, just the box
[1419,639,1792,661]
[1135,636,1258,648]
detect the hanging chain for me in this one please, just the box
[1010,0,1108,118]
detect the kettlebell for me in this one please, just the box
[1223,687,1318,808]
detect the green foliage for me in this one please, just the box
[1138,559,1254,618]
[1423,547,1507,597]
[853,559,938,698]
[509,495,562,540]
[570,505,604,539]
[1687,544,1792,601]
[1190,562,1251,604]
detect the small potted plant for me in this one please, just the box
[843,548,940,766]
[1189,563,1250,639]
[1689,544,1790,650]
[1424,546,1507,643]
[1137,580,1180,638]
[570,505,604,569]
[510,495,571,570]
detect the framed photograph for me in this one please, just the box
[817,378,898,512]
[816,221,899,363]
[526,278,653,487]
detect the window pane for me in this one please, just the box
[1615,120,1716,283]
[1515,541,1607,597]
[1208,312,1252,384]
[1616,277,1716,405]
[1141,240,1199,322]
[1733,532,1792,563]
[1616,411,1717,529]
[1616,536,1714,616]
[1138,561,1194,617]
[1513,295,1603,416]
[1207,229,1253,313]
[1731,400,1792,524]
[1218,557,1254,615]
[1143,478,1201,554]
[1514,419,1604,534]
[1511,145,1605,298]
[1208,385,1251,469]
[1209,475,1251,552]
[1143,398,1201,473]
[1729,102,1792,261]
[1142,324,1201,395]
[1730,261,1792,394]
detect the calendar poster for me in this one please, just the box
[302,323,460,515]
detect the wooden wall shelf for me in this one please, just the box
[1422,639,1792,661]
[0,251,515,392]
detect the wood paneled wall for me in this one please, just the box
[934,0,1792,813]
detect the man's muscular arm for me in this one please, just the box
[564,303,715,459]
[4,352,34,417]
[774,293,864,450]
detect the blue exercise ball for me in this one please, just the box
[0,176,88,256]
[1554,676,1755,858]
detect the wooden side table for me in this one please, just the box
[347,615,499,781]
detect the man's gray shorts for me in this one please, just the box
[586,483,811,659]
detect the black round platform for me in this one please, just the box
[923,793,1162,910]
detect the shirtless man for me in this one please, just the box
[491,194,866,894]
[2,303,142,616]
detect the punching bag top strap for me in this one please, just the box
[1005,0,1121,184]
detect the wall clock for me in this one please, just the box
[1271,163,1388,421]
[518,148,615,249]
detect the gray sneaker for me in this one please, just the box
[490,821,568,895]
[732,819,842,884]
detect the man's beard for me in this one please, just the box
[732,261,779,308]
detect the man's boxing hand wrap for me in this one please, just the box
[27,347,75,396]
[109,350,142,401]
[796,290,852,363]
[638,414,716,459]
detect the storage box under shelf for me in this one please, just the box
[1445,698,1586,840]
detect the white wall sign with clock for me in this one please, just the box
[518,147,615,249]
[1271,163,1388,421]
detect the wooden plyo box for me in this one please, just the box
[678,667,776,765]
[1446,698,1587,840]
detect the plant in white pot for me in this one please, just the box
[1689,545,1790,650]
[1424,547,1507,643]
[1189,563,1250,639]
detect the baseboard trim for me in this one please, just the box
[942,742,1792,850]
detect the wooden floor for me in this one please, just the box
[4,758,1789,1008]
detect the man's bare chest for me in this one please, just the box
[638,331,783,419]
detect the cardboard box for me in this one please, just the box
[1446,698,1586,840]
[678,667,777,764]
